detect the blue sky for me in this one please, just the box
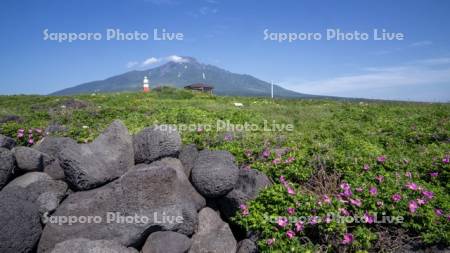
[0,0,449,101]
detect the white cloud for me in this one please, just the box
[128,55,190,68]
[409,40,433,47]
[188,6,218,18]
[412,57,450,65]
[166,55,189,63]
[126,61,139,68]
[142,57,160,66]
[199,6,218,15]
[282,57,450,101]
[371,40,433,55]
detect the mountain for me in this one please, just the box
[51,57,315,98]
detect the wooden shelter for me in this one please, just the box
[184,83,214,94]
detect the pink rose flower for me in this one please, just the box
[224,134,233,141]
[272,158,281,165]
[287,207,295,215]
[375,175,384,183]
[435,209,443,216]
[323,195,332,204]
[239,204,249,216]
[309,216,319,225]
[392,193,402,202]
[262,149,270,158]
[279,176,287,185]
[363,164,370,171]
[340,182,353,197]
[417,199,426,206]
[277,217,288,227]
[349,198,362,207]
[266,238,275,246]
[286,230,295,239]
[339,208,350,216]
[284,157,295,164]
[409,200,419,213]
[442,156,449,164]
[405,171,412,178]
[422,190,434,200]
[295,221,304,232]
[377,155,386,163]
[287,186,296,195]
[369,186,378,196]
[405,182,418,191]
[342,233,353,245]
[364,212,375,224]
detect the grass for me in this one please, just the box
[0,88,449,252]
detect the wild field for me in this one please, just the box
[0,88,449,252]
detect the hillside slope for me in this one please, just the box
[52,57,315,98]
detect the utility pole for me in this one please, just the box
[271,81,274,99]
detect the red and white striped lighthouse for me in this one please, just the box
[143,76,150,93]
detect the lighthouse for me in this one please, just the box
[142,76,150,93]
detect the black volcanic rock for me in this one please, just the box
[38,164,200,253]
[141,231,191,253]
[0,148,14,189]
[50,239,138,253]
[218,168,272,219]
[189,207,237,253]
[133,126,181,164]
[178,144,198,177]
[58,120,134,190]
[191,150,239,198]
[0,134,16,149]
[0,189,42,253]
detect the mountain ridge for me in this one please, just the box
[51,57,316,98]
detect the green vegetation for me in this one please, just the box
[0,89,449,252]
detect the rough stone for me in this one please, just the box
[35,136,76,180]
[38,165,201,253]
[4,172,68,218]
[0,147,14,189]
[218,168,271,219]
[14,146,45,172]
[35,137,77,159]
[191,150,239,198]
[178,144,198,177]
[237,239,258,253]
[50,238,138,253]
[4,172,52,188]
[0,190,42,253]
[58,120,134,190]
[141,231,191,253]
[133,125,181,164]
[149,157,205,210]
[189,207,237,253]
[0,134,16,149]
[43,158,65,180]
